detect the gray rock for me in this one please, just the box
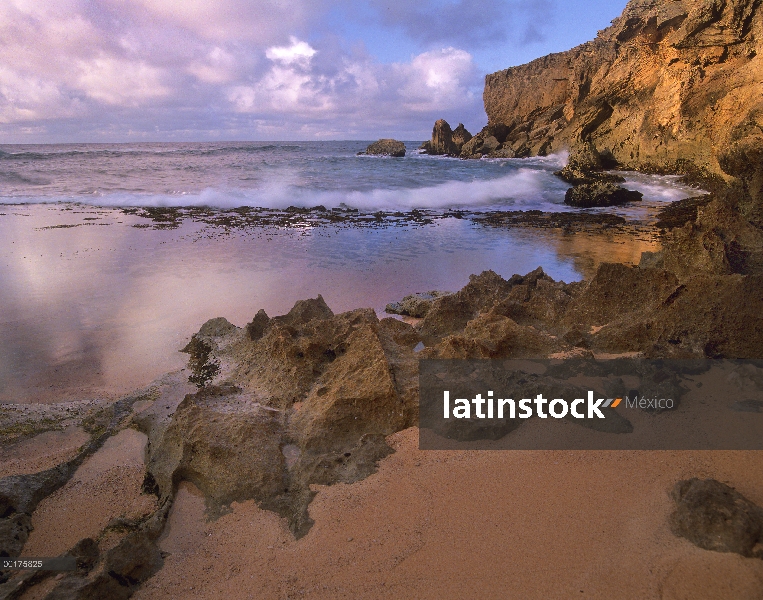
[669,478,763,558]
[362,139,406,157]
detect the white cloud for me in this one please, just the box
[395,48,477,111]
[0,0,486,140]
[0,67,81,123]
[187,47,237,84]
[266,37,317,65]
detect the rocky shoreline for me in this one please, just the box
[2,0,763,597]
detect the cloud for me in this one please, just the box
[0,0,488,141]
[226,39,481,135]
[266,37,317,65]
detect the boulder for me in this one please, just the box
[669,478,763,558]
[481,136,501,154]
[362,139,406,157]
[564,182,643,207]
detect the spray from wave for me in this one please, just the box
[5,169,571,212]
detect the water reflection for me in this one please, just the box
[0,205,659,403]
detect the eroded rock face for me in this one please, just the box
[481,0,763,179]
[670,478,763,558]
[361,139,406,157]
[141,300,421,537]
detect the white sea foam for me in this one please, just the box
[5,168,571,212]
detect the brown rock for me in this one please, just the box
[451,123,472,150]
[481,0,763,180]
[361,139,406,157]
[564,183,643,207]
[669,478,763,558]
[425,119,459,155]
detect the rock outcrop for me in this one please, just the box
[564,182,643,207]
[361,139,406,157]
[478,0,763,181]
[140,302,421,538]
[385,291,452,318]
[420,120,471,155]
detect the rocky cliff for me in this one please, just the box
[479,0,763,182]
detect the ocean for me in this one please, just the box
[0,141,696,213]
[0,141,701,403]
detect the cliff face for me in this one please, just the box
[482,0,763,179]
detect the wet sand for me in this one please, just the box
[21,428,157,558]
[0,426,90,478]
[132,428,763,599]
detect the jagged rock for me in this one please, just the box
[564,263,681,327]
[480,136,500,154]
[361,139,406,157]
[417,270,515,342]
[555,166,625,185]
[669,478,763,558]
[423,119,463,155]
[460,133,485,158]
[569,141,604,171]
[575,265,763,358]
[273,294,333,327]
[289,322,407,452]
[554,145,626,184]
[564,183,643,207]
[661,197,763,278]
[385,291,452,318]
[451,123,472,150]
[245,309,270,341]
[425,311,562,359]
[143,298,421,538]
[197,317,237,338]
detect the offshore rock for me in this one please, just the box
[451,123,472,150]
[422,120,471,155]
[361,139,406,157]
[564,182,643,207]
[554,141,626,184]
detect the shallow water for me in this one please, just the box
[0,204,659,403]
[0,142,704,402]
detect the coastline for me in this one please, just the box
[2,0,763,596]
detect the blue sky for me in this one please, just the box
[0,0,628,143]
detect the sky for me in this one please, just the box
[0,0,629,143]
